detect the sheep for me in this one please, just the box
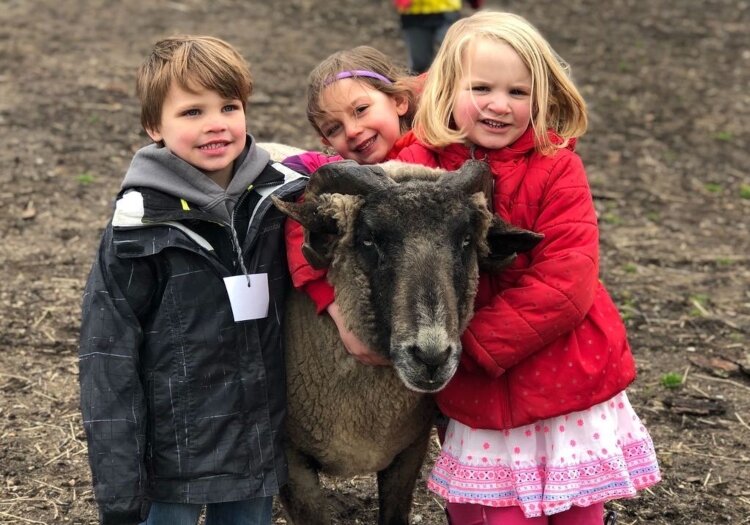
[271,158,543,525]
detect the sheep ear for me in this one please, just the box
[272,196,339,269]
[480,216,544,272]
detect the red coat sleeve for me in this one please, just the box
[462,152,600,377]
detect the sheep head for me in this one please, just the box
[273,160,542,393]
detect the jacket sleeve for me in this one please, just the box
[282,150,343,175]
[462,152,600,377]
[78,224,152,524]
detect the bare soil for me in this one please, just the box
[1,0,748,524]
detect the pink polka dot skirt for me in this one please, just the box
[429,392,661,518]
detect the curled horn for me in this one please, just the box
[306,160,397,198]
[438,160,494,212]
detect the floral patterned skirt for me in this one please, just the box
[428,391,661,518]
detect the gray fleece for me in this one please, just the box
[121,134,271,223]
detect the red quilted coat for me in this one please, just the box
[396,127,636,430]
[284,132,419,312]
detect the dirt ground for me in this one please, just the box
[1,0,748,523]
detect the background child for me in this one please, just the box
[282,46,419,365]
[78,35,305,525]
[397,11,661,524]
[391,0,484,74]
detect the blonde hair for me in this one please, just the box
[136,35,253,133]
[414,11,587,155]
[306,46,418,136]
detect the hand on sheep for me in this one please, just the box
[327,302,391,366]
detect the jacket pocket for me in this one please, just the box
[185,373,250,477]
[148,374,187,479]
[148,370,251,479]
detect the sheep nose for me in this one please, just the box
[409,344,452,375]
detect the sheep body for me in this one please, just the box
[264,145,542,525]
[283,291,434,476]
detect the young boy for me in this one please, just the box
[78,35,306,525]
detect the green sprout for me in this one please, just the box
[660,372,683,389]
[712,131,733,142]
[740,184,750,200]
[76,172,95,185]
[704,182,722,194]
[689,294,710,317]
[618,292,637,321]
[602,212,621,225]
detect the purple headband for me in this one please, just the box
[324,69,393,86]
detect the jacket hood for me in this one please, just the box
[121,134,270,223]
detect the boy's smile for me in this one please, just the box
[147,82,247,188]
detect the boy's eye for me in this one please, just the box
[222,103,241,112]
[183,108,201,117]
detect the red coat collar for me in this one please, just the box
[437,127,576,169]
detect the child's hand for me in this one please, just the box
[327,302,391,366]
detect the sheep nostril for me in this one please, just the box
[409,345,452,369]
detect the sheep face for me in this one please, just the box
[274,160,542,393]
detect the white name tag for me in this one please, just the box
[223,273,269,321]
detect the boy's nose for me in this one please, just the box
[205,117,227,132]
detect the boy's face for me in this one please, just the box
[315,78,408,165]
[147,82,246,186]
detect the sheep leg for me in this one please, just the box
[279,448,330,525]
[376,427,432,525]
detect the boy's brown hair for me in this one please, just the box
[136,35,253,133]
[306,45,418,136]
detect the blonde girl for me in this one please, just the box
[397,11,660,525]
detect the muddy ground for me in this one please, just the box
[1,0,748,524]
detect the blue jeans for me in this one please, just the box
[141,497,273,525]
[400,11,461,73]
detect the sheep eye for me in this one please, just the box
[461,234,472,248]
[363,239,374,247]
